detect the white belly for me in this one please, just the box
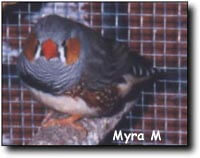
[29,87,98,116]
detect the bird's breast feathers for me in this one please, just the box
[29,86,98,116]
[27,74,137,117]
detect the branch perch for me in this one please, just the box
[29,100,136,145]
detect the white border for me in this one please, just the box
[0,0,197,158]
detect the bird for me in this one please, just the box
[17,14,160,132]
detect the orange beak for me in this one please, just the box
[42,39,58,60]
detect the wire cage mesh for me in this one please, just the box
[2,2,187,145]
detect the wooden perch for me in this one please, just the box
[29,100,136,145]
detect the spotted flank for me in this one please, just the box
[64,81,119,116]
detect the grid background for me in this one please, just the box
[2,2,187,145]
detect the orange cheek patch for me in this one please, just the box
[42,39,58,60]
[66,38,81,64]
[23,33,38,61]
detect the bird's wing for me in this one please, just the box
[81,29,159,91]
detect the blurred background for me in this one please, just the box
[2,2,187,145]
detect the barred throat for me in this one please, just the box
[17,54,83,94]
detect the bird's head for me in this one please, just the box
[18,15,85,93]
[23,15,81,65]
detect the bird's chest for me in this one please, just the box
[28,81,120,117]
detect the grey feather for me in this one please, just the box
[17,14,159,94]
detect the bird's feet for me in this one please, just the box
[42,114,86,135]
[41,110,55,125]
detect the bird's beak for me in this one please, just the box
[42,39,58,60]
